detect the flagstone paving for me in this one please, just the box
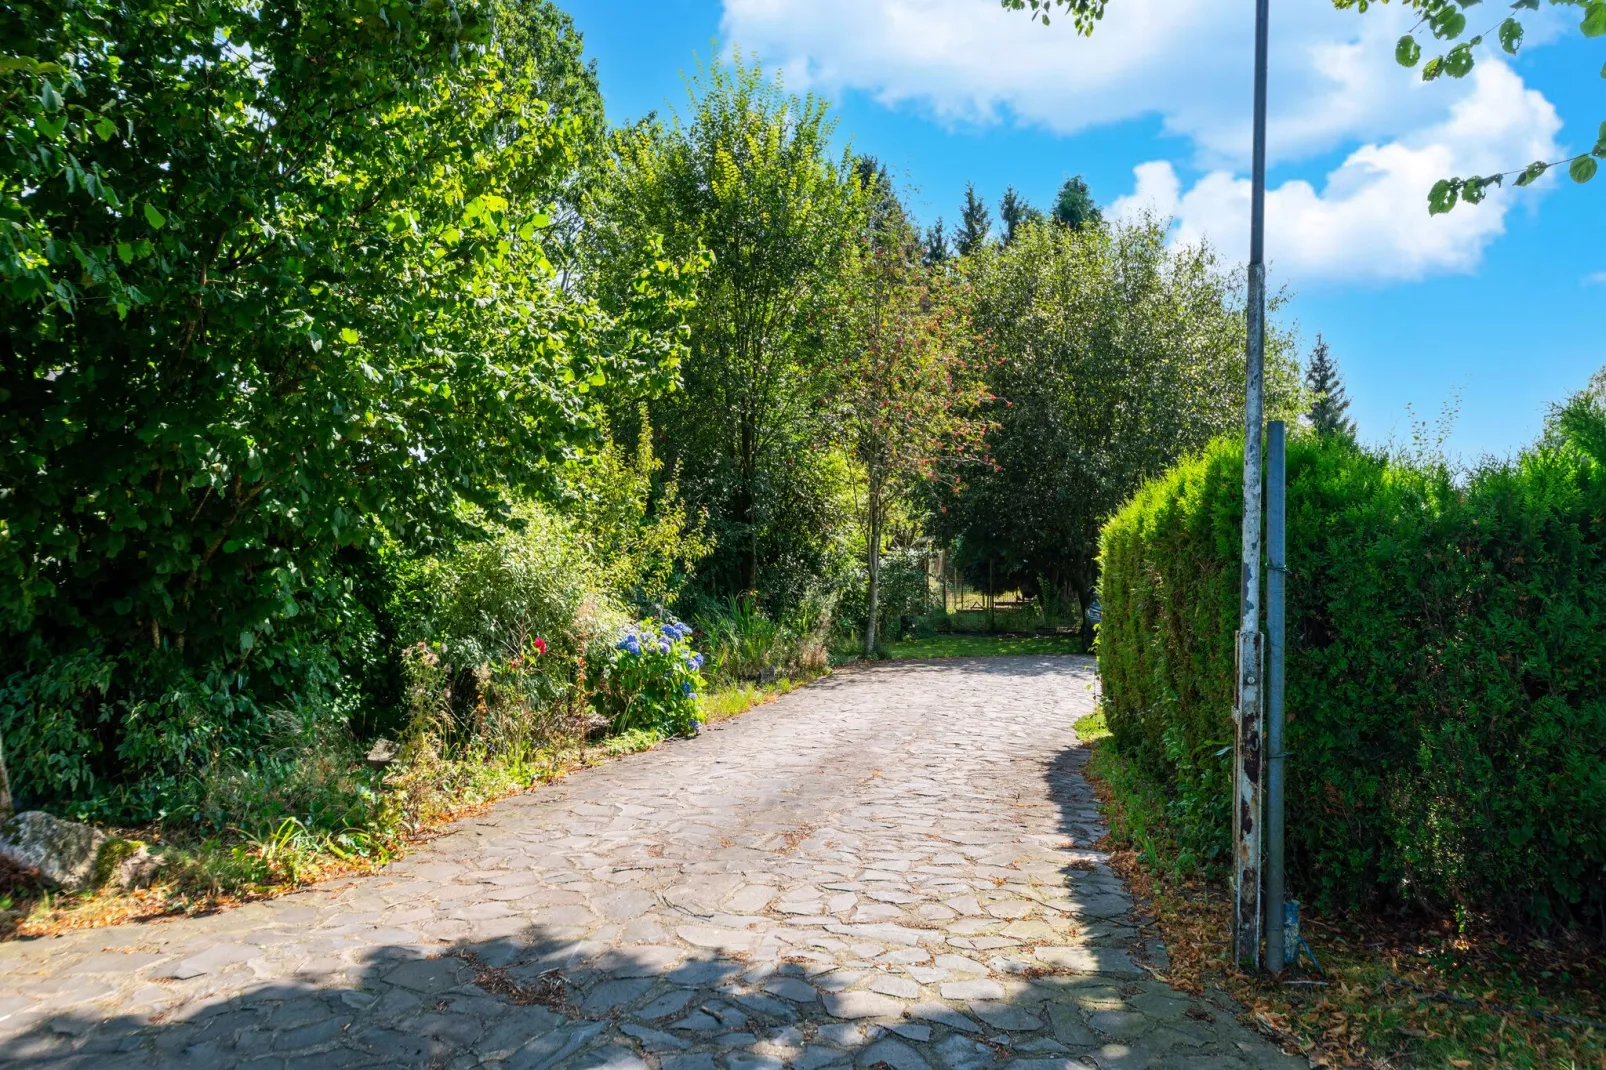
[0,655,1305,1070]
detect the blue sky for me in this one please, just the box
[565,0,1605,461]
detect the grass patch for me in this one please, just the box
[1072,707,1110,743]
[700,673,820,724]
[1083,734,1606,1069]
[887,634,1083,659]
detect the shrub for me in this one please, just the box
[837,549,934,644]
[588,620,705,737]
[1098,408,1606,926]
[0,0,693,824]
[689,594,833,684]
[565,408,713,614]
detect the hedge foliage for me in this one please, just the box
[1098,391,1606,925]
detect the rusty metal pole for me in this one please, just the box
[1232,0,1271,969]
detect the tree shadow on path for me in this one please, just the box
[0,656,1300,1070]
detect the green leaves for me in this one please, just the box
[998,0,1109,35]
[1460,173,1501,204]
[1514,160,1548,187]
[1428,6,1466,39]
[1570,156,1599,184]
[1583,1,1606,38]
[0,0,693,816]
[1428,178,1461,215]
[1396,34,1422,67]
[1101,421,1606,926]
[1443,42,1476,78]
[1498,16,1523,54]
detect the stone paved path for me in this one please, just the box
[0,656,1304,1070]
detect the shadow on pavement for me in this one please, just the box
[0,655,1296,1070]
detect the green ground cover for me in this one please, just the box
[887,634,1082,658]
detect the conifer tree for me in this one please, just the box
[956,183,993,256]
[999,186,1042,244]
[1305,334,1356,438]
[1052,175,1102,231]
[923,218,951,266]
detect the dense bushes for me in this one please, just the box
[929,215,1305,647]
[0,0,698,822]
[1098,389,1606,926]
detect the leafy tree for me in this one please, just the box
[564,408,713,613]
[1052,175,1103,231]
[829,181,989,654]
[586,57,862,609]
[956,183,994,255]
[1305,334,1357,439]
[934,215,1305,647]
[999,0,1109,31]
[1367,0,1606,210]
[1000,186,1044,244]
[923,218,953,266]
[0,0,693,814]
[496,0,608,277]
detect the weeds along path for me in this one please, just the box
[0,656,1304,1070]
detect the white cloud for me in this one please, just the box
[722,0,1462,169]
[1587,272,1606,286]
[1111,62,1561,283]
[720,0,1568,285]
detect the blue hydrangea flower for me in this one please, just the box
[657,639,671,654]
[681,681,694,696]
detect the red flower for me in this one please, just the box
[532,637,548,656]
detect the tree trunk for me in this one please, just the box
[864,474,882,657]
[739,414,759,594]
[1073,556,1098,652]
[987,559,995,632]
[0,731,13,820]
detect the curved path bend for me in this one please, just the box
[0,656,1303,1070]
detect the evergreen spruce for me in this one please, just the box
[1051,175,1102,231]
[956,183,993,255]
[999,186,1042,244]
[1305,334,1356,438]
[923,218,951,266]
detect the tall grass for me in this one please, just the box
[692,595,829,684]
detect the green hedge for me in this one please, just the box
[1097,412,1606,925]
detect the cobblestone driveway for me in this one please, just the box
[0,656,1303,1070]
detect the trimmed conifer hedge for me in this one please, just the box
[1097,400,1606,925]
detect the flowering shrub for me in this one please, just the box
[590,619,705,738]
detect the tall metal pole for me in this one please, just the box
[1231,0,1272,968]
[1264,420,1287,974]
